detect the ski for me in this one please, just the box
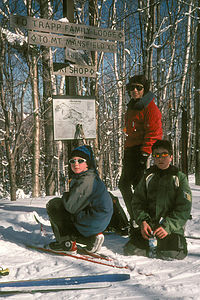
[31,211,133,270]
[32,211,120,260]
[0,273,130,293]
[33,211,51,227]
[0,283,111,294]
[77,245,114,262]
[185,235,200,240]
[26,244,131,270]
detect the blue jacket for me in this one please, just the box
[63,169,113,237]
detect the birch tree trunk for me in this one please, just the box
[161,4,180,160]
[89,0,100,173]
[31,55,40,197]
[26,0,40,197]
[112,0,126,177]
[146,0,156,79]
[0,29,16,201]
[155,2,161,108]
[40,0,56,195]
[179,2,192,175]
[194,0,200,185]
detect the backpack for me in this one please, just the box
[106,192,129,235]
[145,173,179,190]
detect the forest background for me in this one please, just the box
[0,0,200,201]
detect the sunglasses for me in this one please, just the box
[130,84,144,91]
[152,152,169,158]
[69,158,87,164]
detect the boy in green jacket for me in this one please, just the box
[124,139,192,260]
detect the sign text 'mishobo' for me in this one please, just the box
[10,15,124,42]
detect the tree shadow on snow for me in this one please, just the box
[103,232,128,255]
[0,204,52,247]
[0,224,51,248]
[0,203,47,214]
[188,252,200,258]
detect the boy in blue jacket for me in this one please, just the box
[46,145,113,254]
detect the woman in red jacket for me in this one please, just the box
[118,74,163,221]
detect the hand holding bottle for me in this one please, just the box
[154,226,168,239]
[141,221,152,240]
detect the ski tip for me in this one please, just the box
[32,211,51,226]
[109,273,130,281]
[89,273,131,282]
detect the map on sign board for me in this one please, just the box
[53,96,96,140]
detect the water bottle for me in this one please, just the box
[148,233,157,258]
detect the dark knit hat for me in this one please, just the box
[126,74,150,95]
[152,140,173,155]
[70,145,95,169]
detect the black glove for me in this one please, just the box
[140,152,149,165]
[62,191,69,202]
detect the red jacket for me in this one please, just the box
[124,94,163,154]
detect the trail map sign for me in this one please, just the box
[53,96,96,140]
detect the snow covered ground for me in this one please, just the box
[0,175,200,299]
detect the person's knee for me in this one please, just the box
[123,239,147,257]
[46,197,62,213]
[157,234,188,260]
[157,249,187,260]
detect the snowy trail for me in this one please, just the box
[0,176,200,299]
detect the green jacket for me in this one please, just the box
[132,165,192,236]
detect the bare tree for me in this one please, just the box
[0,25,30,199]
[25,0,41,197]
[112,0,126,178]
[29,53,41,197]
[194,0,200,185]
[0,28,16,200]
[179,2,193,176]
[40,0,56,195]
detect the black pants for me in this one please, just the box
[46,197,80,243]
[118,146,147,219]
[124,228,188,260]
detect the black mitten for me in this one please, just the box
[140,152,149,166]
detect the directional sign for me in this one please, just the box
[65,48,88,65]
[28,31,117,53]
[10,15,125,42]
[53,63,97,78]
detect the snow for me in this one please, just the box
[0,175,200,299]
[2,28,26,45]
